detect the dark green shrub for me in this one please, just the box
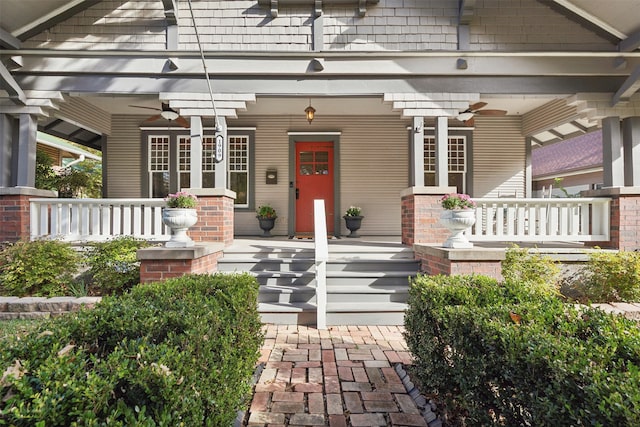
[405,274,640,426]
[0,273,264,426]
[0,239,81,296]
[581,250,640,302]
[86,236,151,295]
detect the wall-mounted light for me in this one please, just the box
[305,101,316,124]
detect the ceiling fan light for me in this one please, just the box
[457,111,474,122]
[161,110,179,121]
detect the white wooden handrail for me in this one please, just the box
[30,198,170,242]
[468,197,610,242]
[313,199,328,330]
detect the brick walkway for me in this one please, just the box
[245,325,433,427]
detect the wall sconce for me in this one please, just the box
[305,101,316,124]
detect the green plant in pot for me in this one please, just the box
[256,205,277,237]
[343,206,363,238]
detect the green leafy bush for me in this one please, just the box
[405,274,640,426]
[0,239,81,296]
[86,236,151,295]
[502,244,560,295]
[0,273,264,426]
[581,250,640,302]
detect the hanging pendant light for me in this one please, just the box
[305,100,316,124]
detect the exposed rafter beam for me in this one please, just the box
[537,0,623,44]
[458,0,476,25]
[13,0,101,41]
[569,120,589,132]
[0,26,20,49]
[0,61,26,105]
[619,30,640,52]
[612,65,640,105]
[257,0,379,18]
[162,0,179,25]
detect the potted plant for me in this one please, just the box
[343,206,363,238]
[162,191,198,247]
[439,193,476,248]
[256,204,277,237]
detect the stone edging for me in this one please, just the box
[0,296,102,320]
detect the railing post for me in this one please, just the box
[314,199,328,330]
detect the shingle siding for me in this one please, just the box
[23,0,614,52]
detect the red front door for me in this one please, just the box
[295,141,334,234]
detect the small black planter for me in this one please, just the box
[343,215,364,238]
[257,216,277,237]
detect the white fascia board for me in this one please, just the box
[37,131,102,161]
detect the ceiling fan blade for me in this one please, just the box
[464,117,475,126]
[144,114,162,122]
[129,104,161,111]
[176,116,190,128]
[469,101,488,111]
[476,109,507,116]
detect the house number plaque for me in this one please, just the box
[215,134,224,163]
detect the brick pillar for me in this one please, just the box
[184,188,236,246]
[0,187,57,243]
[583,187,640,251]
[137,243,224,283]
[401,186,456,246]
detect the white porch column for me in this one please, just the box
[622,116,640,187]
[434,116,448,187]
[17,114,37,187]
[411,116,425,187]
[602,116,624,187]
[0,114,13,187]
[214,117,228,189]
[189,116,203,189]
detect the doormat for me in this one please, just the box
[289,235,339,240]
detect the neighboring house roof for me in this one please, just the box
[37,131,102,162]
[532,130,602,179]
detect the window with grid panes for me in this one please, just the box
[424,136,467,192]
[228,135,249,206]
[149,136,170,198]
[178,137,191,191]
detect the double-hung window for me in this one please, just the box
[424,135,468,192]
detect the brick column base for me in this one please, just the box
[137,243,225,283]
[414,244,504,280]
[185,188,236,246]
[0,187,57,243]
[583,187,640,251]
[401,186,456,246]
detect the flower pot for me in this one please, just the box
[257,216,276,237]
[162,208,198,247]
[343,215,364,238]
[440,209,476,248]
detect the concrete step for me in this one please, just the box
[325,302,408,326]
[218,258,315,272]
[258,302,317,325]
[327,258,420,272]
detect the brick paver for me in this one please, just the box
[243,325,433,426]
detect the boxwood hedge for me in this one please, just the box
[405,274,640,426]
[0,273,263,426]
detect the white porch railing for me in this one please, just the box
[313,199,328,330]
[30,198,170,242]
[467,197,610,242]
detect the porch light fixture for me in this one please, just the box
[456,111,474,122]
[305,101,316,124]
[160,103,180,121]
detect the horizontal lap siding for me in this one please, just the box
[472,116,525,198]
[107,115,144,198]
[233,115,409,236]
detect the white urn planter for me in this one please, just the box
[440,209,476,249]
[162,208,198,247]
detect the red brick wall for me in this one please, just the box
[189,195,234,245]
[587,194,640,251]
[401,193,449,246]
[139,251,222,283]
[418,252,502,280]
[0,195,33,242]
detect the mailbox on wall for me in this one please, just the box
[266,169,277,184]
